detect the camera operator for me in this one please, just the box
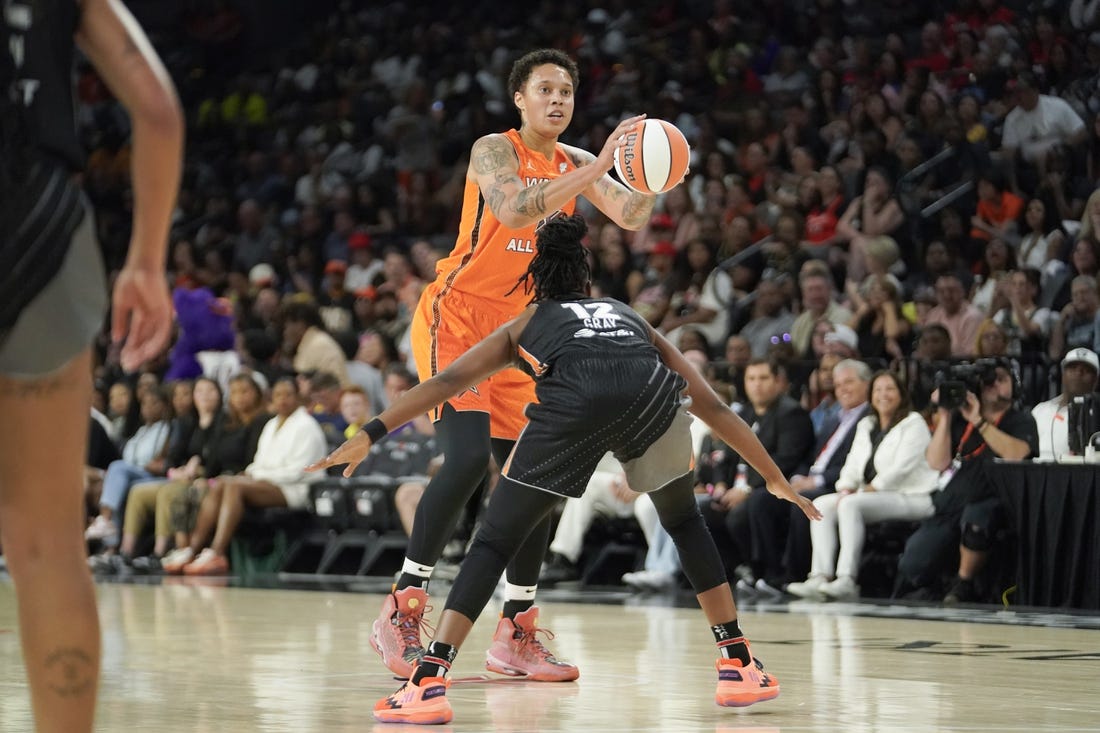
[1031,348,1100,460]
[895,360,1038,603]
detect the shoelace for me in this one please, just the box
[396,604,436,649]
[514,623,559,661]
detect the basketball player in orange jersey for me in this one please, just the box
[370,48,663,682]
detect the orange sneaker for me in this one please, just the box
[371,587,432,678]
[715,655,780,707]
[373,675,452,725]
[484,607,579,682]
[182,548,230,576]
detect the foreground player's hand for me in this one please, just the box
[766,478,823,521]
[305,432,373,478]
[594,114,646,174]
[112,261,173,373]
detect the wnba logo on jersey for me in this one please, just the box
[533,209,567,234]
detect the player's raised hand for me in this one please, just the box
[593,114,646,174]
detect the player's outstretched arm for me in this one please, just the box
[649,327,822,521]
[307,312,532,476]
[471,115,647,230]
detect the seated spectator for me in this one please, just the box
[123,374,269,570]
[896,360,1038,603]
[339,386,372,440]
[836,167,906,287]
[661,239,733,352]
[699,359,815,594]
[736,279,795,358]
[905,324,954,416]
[1031,348,1100,460]
[162,377,327,576]
[306,370,349,448]
[785,358,873,582]
[84,387,173,546]
[969,172,1022,244]
[973,319,1010,358]
[1048,275,1100,359]
[281,299,350,386]
[105,380,139,449]
[787,370,939,601]
[1001,71,1087,194]
[847,275,910,360]
[346,329,398,417]
[710,334,751,404]
[991,268,1052,356]
[790,263,852,358]
[1014,197,1065,272]
[802,353,843,432]
[822,324,861,360]
[970,238,1016,314]
[925,273,985,357]
[1043,236,1100,313]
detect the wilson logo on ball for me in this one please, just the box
[613,119,690,195]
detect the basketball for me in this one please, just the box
[613,119,691,195]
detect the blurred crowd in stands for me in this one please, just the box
[68,0,1100,601]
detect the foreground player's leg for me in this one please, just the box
[373,407,493,678]
[374,478,569,724]
[649,472,780,708]
[0,351,100,732]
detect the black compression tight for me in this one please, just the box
[404,405,551,588]
[648,471,728,594]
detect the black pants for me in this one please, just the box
[405,405,550,587]
[446,471,727,621]
[699,487,793,586]
[896,496,1001,590]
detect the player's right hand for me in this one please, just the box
[595,114,646,174]
[305,432,373,478]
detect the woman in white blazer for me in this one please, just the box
[161,377,328,576]
[788,370,938,600]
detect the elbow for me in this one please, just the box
[136,91,184,139]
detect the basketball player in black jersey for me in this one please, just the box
[1,2,181,729]
[310,215,820,725]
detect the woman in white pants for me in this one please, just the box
[787,370,939,600]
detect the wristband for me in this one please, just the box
[975,418,988,431]
[362,418,389,443]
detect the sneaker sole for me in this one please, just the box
[373,704,453,725]
[371,621,415,679]
[716,687,780,707]
[485,653,579,682]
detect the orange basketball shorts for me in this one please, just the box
[410,281,536,441]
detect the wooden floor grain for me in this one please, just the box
[0,580,1097,732]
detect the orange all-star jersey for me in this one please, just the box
[431,128,578,315]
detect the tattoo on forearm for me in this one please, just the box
[44,647,95,698]
[485,187,505,218]
[512,182,548,218]
[622,192,655,228]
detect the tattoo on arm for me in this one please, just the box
[472,137,516,176]
[512,182,549,218]
[44,647,95,698]
[621,191,654,228]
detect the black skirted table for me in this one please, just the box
[989,461,1100,610]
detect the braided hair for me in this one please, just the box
[510,215,591,302]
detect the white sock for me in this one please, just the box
[400,557,434,587]
[503,582,537,602]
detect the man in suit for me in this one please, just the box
[782,359,871,587]
[700,359,815,591]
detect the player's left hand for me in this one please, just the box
[305,433,373,478]
[766,478,823,521]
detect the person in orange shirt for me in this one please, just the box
[371,48,664,682]
[970,170,1023,242]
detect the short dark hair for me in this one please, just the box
[310,371,341,392]
[508,49,579,97]
[280,299,322,328]
[745,357,782,378]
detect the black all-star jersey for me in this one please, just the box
[504,295,689,498]
[514,294,661,380]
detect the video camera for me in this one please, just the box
[935,358,1004,410]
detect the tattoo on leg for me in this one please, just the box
[44,647,95,698]
[0,373,73,398]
